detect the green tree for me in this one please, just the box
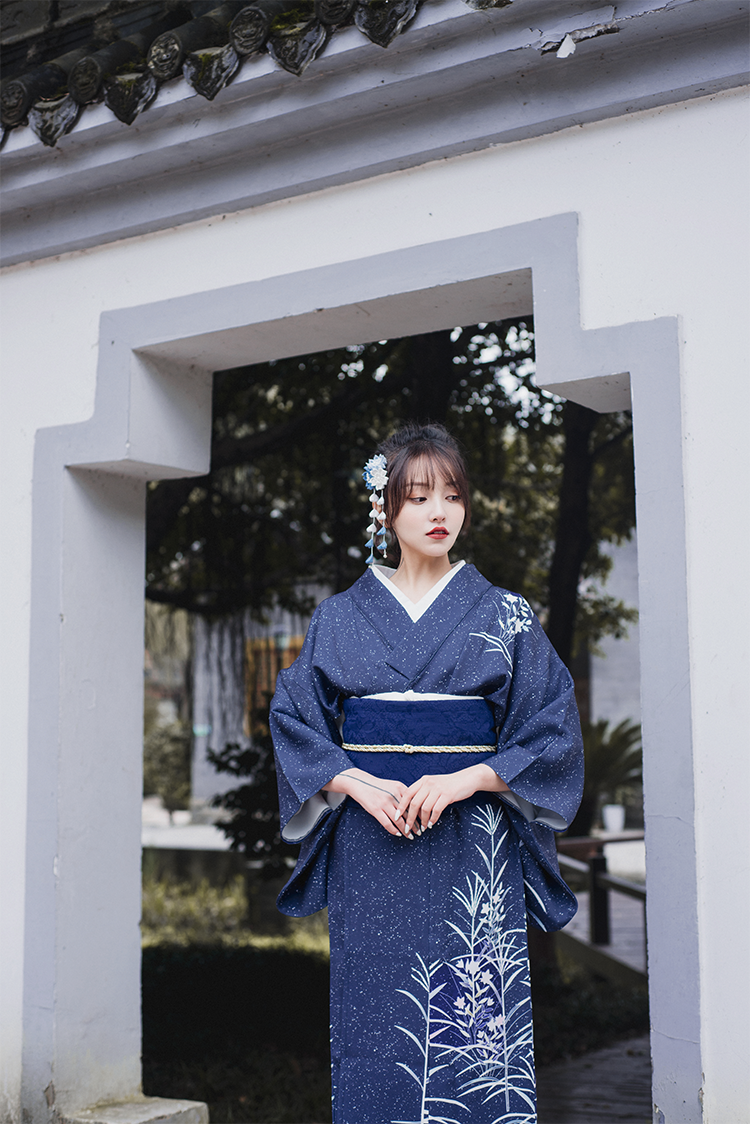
[143,723,192,820]
[146,319,636,658]
[207,734,298,877]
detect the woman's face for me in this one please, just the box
[389,467,465,563]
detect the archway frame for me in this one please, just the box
[26,214,694,1121]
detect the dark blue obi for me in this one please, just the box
[342,697,497,785]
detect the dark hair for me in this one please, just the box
[377,424,471,549]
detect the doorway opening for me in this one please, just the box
[139,315,644,1119]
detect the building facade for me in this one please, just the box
[1,2,748,1121]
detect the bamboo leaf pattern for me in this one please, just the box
[469,593,534,671]
[392,804,536,1124]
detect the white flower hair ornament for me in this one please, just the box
[362,454,389,564]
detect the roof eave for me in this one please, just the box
[1,0,748,267]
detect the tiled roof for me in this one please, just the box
[0,0,513,147]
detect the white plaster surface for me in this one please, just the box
[1,86,749,1122]
[590,538,642,728]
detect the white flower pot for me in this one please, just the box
[602,803,626,833]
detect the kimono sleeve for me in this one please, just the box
[487,613,584,831]
[270,603,353,844]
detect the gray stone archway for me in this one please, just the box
[26,215,693,1121]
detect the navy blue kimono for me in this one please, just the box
[271,563,583,1124]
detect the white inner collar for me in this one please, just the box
[370,560,466,622]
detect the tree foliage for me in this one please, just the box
[207,732,298,878]
[143,723,192,818]
[146,319,636,661]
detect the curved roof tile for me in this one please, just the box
[0,0,511,147]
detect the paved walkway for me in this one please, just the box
[537,1034,652,1123]
[141,796,230,850]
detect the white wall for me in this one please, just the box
[1,86,748,1122]
[590,538,642,729]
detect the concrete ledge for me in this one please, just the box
[63,1097,209,1124]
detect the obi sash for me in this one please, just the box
[279,696,577,932]
[342,697,496,785]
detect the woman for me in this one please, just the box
[271,423,583,1124]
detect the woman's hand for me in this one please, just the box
[323,768,413,838]
[396,764,509,833]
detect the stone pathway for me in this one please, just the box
[537,1034,652,1123]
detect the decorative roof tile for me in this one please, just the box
[3,0,746,266]
[0,0,513,146]
[104,68,158,124]
[68,9,192,103]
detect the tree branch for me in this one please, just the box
[546,400,599,667]
[146,362,408,557]
[210,364,406,470]
[592,421,633,461]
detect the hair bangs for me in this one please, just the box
[377,426,471,541]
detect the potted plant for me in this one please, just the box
[566,718,642,837]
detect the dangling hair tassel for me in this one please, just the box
[362,455,389,565]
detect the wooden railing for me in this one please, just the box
[557,833,646,959]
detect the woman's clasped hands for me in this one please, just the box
[396,764,508,836]
[324,764,509,840]
[323,768,411,838]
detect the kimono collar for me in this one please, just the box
[370,560,466,622]
[349,562,493,687]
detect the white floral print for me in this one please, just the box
[470,594,534,672]
[392,804,536,1124]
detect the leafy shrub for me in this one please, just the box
[208,738,300,877]
[141,875,248,946]
[140,874,330,953]
[142,943,331,1061]
[143,722,192,816]
[142,1047,331,1124]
